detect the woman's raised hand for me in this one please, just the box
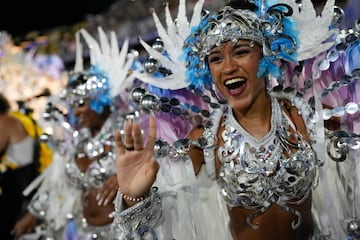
[114,115,159,206]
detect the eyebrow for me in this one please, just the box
[209,49,220,55]
[234,41,252,47]
[209,41,251,54]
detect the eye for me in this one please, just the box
[234,49,249,56]
[233,47,251,57]
[208,54,222,63]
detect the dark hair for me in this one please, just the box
[0,93,11,114]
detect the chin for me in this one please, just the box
[228,98,252,110]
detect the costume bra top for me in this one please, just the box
[65,118,117,189]
[203,97,319,227]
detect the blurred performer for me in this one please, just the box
[12,27,137,240]
[0,93,52,240]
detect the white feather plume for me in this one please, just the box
[132,0,204,90]
[78,27,137,98]
[289,0,336,61]
[73,32,83,73]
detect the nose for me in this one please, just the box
[221,56,237,75]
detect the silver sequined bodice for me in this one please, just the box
[65,118,118,189]
[203,98,319,228]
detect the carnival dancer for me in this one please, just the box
[12,27,137,240]
[110,0,360,239]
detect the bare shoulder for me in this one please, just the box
[0,114,27,142]
[280,99,340,132]
[0,114,13,130]
[279,99,310,141]
[0,114,12,148]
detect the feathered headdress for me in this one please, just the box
[131,0,205,90]
[184,0,336,90]
[60,27,137,114]
[129,0,219,141]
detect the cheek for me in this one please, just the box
[72,108,81,116]
[252,61,260,74]
[246,54,260,69]
[213,81,223,92]
[209,64,222,83]
[73,106,91,117]
[209,66,224,90]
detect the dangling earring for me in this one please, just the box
[210,83,226,104]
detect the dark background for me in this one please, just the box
[3,0,356,40]
[0,0,116,38]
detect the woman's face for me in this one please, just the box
[71,99,107,132]
[208,40,266,110]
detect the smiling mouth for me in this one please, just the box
[224,78,246,90]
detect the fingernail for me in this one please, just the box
[97,198,103,206]
[103,199,109,206]
[96,193,100,201]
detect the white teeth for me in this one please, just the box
[224,78,245,85]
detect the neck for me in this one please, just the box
[232,94,272,140]
[91,111,111,137]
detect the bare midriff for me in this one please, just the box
[229,195,314,240]
[82,188,114,226]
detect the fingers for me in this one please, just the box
[116,115,157,164]
[97,190,116,206]
[133,123,143,150]
[114,130,125,155]
[145,115,157,151]
[115,117,143,155]
[103,189,117,206]
[124,119,134,150]
[12,213,36,239]
[121,118,144,150]
[97,175,118,206]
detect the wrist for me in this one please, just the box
[118,188,146,203]
[112,186,161,234]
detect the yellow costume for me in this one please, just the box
[0,111,52,172]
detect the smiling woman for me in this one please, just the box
[108,0,360,239]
